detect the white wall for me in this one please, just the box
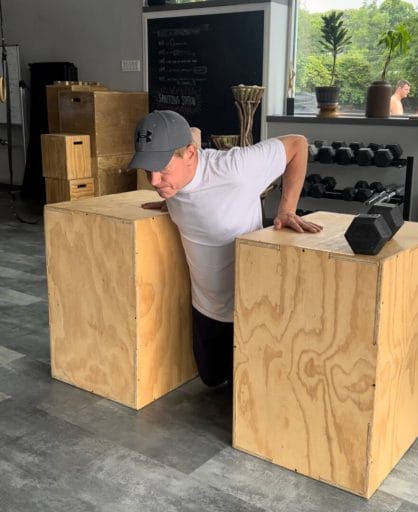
[3,0,143,91]
[1,0,144,186]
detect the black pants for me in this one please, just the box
[192,306,233,387]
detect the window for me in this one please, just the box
[294,0,418,115]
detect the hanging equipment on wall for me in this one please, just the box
[0,0,13,188]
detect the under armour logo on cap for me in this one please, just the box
[136,129,152,148]
[128,110,193,171]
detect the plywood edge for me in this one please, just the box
[363,422,374,498]
[137,374,197,410]
[50,373,139,410]
[233,440,370,498]
[45,203,144,225]
[133,230,140,410]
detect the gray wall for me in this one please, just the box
[1,0,144,186]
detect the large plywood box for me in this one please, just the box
[41,133,91,179]
[234,211,418,498]
[58,91,149,156]
[91,154,137,196]
[45,190,196,409]
[45,177,95,204]
[46,81,108,133]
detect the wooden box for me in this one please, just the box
[44,190,196,409]
[58,91,149,156]
[91,154,137,196]
[45,177,95,204]
[41,133,91,180]
[233,211,418,498]
[46,81,108,133]
[137,169,154,191]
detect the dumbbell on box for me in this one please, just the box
[344,203,404,255]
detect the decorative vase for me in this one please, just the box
[365,80,392,118]
[315,86,340,117]
[231,84,265,147]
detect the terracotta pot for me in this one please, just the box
[365,81,392,118]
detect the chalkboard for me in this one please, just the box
[147,11,264,146]
[0,45,22,125]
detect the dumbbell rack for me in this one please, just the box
[299,142,413,221]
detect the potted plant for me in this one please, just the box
[365,23,411,118]
[315,10,351,117]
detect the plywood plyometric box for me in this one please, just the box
[233,211,418,498]
[58,91,148,156]
[41,133,91,180]
[46,81,108,133]
[45,177,95,204]
[91,154,137,196]
[45,190,196,409]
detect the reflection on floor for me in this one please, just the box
[0,190,417,512]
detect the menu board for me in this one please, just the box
[147,11,264,146]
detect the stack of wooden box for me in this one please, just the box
[46,81,109,133]
[41,133,95,204]
[58,90,148,196]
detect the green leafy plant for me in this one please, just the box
[378,23,411,81]
[319,10,352,86]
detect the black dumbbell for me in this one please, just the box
[301,174,322,196]
[296,209,314,216]
[353,180,370,201]
[342,187,358,201]
[335,146,355,165]
[314,140,328,148]
[306,173,322,184]
[301,180,311,197]
[309,176,337,198]
[308,144,319,162]
[322,176,337,190]
[317,146,336,164]
[331,141,347,150]
[344,204,404,255]
[349,142,365,157]
[374,144,405,167]
[356,143,384,166]
[356,181,384,202]
[368,203,404,238]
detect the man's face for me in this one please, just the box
[145,145,195,199]
[400,84,410,98]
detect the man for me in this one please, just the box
[129,110,322,387]
[390,80,410,115]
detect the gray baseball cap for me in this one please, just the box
[129,110,193,171]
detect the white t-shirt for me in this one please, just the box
[167,138,286,322]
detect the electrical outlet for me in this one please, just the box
[121,60,141,72]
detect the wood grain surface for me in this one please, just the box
[45,190,195,409]
[233,211,418,497]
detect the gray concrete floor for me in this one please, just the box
[0,189,417,512]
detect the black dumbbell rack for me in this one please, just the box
[299,142,413,221]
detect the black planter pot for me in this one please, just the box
[315,86,340,117]
[365,80,392,118]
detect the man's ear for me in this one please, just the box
[184,143,197,164]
